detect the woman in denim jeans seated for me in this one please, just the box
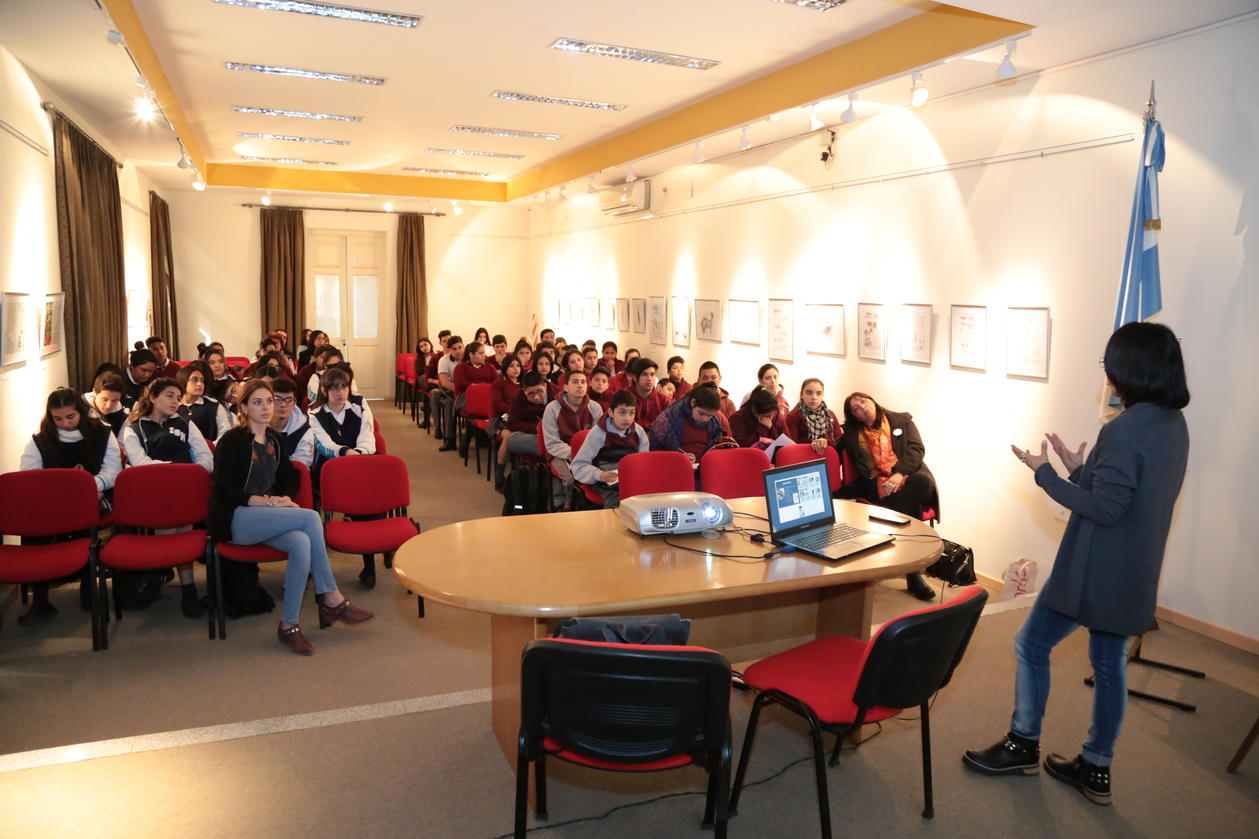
[210,378,373,656]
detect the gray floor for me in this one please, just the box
[1,403,1256,838]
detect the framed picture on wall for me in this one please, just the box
[617,298,630,332]
[583,297,600,328]
[804,303,844,357]
[600,298,616,330]
[1006,306,1051,380]
[648,296,667,345]
[631,298,647,334]
[768,298,793,362]
[950,305,987,371]
[695,299,721,342]
[0,292,30,367]
[728,299,760,346]
[857,303,886,362]
[38,292,64,358]
[671,296,690,347]
[899,303,933,365]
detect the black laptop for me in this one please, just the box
[762,459,893,560]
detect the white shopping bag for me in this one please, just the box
[1002,558,1038,600]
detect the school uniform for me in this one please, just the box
[668,377,692,400]
[182,395,233,443]
[739,387,790,418]
[785,404,843,446]
[453,360,498,396]
[82,392,127,439]
[505,390,547,456]
[21,427,122,494]
[122,414,214,471]
[156,360,181,379]
[728,401,788,449]
[306,369,361,407]
[309,398,376,461]
[631,388,671,429]
[120,368,150,409]
[571,414,649,508]
[541,394,602,467]
[608,370,631,393]
[274,407,316,468]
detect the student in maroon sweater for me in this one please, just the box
[453,341,498,396]
[491,356,522,415]
[648,384,732,464]
[572,389,649,508]
[665,356,692,400]
[556,349,585,387]
[785,377,843,454]
[588,367,612,411]
[695,361,738,418]
[608,348,641,393]
[625,356,670,428]
[740,363,791,417]
[729,388,787,449]
[582,346,600,375]
[601,341,625,374]
[501,371,549,464]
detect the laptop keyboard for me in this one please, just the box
[792,523,866,550]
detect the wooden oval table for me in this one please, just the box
[392,497,942,761]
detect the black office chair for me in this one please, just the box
[515,638,733,839]
[730,586,988,839]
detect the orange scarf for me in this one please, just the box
[860,418,899,497]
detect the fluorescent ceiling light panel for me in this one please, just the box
[237,131,348,145]
[451,125,562,141]
[550,38,720,71]
[225,61,385,85]
[212,0,421,28]
[491,90,626,111]
[233,105,362,121]
[426,148,525,159]
[240,155,338,166]
[768,0,848,10]
[403,167,490,177]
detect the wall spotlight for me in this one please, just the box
[841,92,857,124]
[910,71,929,107]
[625,164,637,183]
[692,141,705,164]
[175,150,192,169]
[587,174,596,193]
[452,199,463,215]
[261,194,271,206]
[809,105,824,132]
[134,95,158,122]
[107,30,125,46]
[739,124,751,151]
[384,200,394,212]
[996,41,1018,79]
[192,178,206,191]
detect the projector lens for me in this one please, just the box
[702,504,721,523]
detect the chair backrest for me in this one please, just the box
[853,585,988,711]
[395,353,407,376]
[290,461,314,510]
[0,468,100,538]
[321,454,410,516]
[569,429,590,460]
[464,382,493,418]
[112,464,211,529]
[400,352,418,383]
[699,447,772,499]
[839,447,857,488]
[520,638,731,769]
[775,444,842,492]
[225,356,250,370]
[619,451,694,501]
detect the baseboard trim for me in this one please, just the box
[1155,606,1259,655]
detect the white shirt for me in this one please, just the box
[20,428,122,492]
[121,416,214,472]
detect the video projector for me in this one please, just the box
[618,492,734,535]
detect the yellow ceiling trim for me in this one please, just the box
[207,164,509,202]
[99,0,207,174]
[504,3,1032,202]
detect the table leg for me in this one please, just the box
[816,581,874,640]
[490,613,547,763]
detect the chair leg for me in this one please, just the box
[730,692,771,813]
[213,552,227,640]
[20,583,28,605]
[383,551,394,570]
[535,753,548,819]
[88,555,102,652]
[514,737,530,839]
[97,561,110,651]
[416,595,425,618]
[703,765,718,827]
[714,728,732,839]
[111,572,123,621]
[809,720,833,839]
[829,732,843,766]
[920,701,934,819]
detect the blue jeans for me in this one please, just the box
[1011,597,1129,766]
[231,506,338,625]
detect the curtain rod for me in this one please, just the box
[240,203,446,216]
[40,102,124,169]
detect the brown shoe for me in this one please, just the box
[318,598,375,629]
[277,623,314,655]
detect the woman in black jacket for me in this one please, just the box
[211,379,372,655]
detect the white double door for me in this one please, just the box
[306,230,386,397]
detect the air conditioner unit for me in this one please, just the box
[599,178,651,216]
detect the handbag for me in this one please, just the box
[926,539,977,586]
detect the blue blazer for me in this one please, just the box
[1034,402,1189,636]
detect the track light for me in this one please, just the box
[452,199,463,215]
[135,75,148,88]
[175,149,192,169]
[739,124,751,151]
[996,41,1017,79]
[692,142,704,164]
[587,174,596,193]
[558,185,567,202]
[809,105,824,132]
[841,93,857,124]
[384,200,394,212]
[625,164,637,183]
[192,178,206,191]
[910,71,928,107]
[134,95,158,122]
[107,30,124,46]
[261,194,271,206]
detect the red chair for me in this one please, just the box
[776,444,843,493]
[730,586,989,838]
[0,469,104,651]
[463,383,493,476]
[321,455,423,614]
[618,451,694,501]
[394,353,411,410]
[209,462,313,640]
[515,639,733,839]
[566,429,604,509]
[225,356,250,378]
[699,447,771,499]
[372,418,388,456]
[98,464,211,647]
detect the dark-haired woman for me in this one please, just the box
[838,391,938,601]
[785,378,843,455]
[309,365,376,462]
[473,327,490,346]
[740,364,790,417]
[729,387,788,449]
[648,383,731,464]
[121,348,158,408]
[177,362,232,443]
[557,348,584,387]
[17,388,122,626]
[532,352,559,399]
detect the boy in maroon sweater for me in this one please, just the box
[626,356,670,428]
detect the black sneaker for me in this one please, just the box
[437,441,456,452]
[963,732,1040,775]
[17,601,58,627]
[1044,753,1111,805]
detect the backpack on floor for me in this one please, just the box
[502,462,550,516]
[926,539,977,586]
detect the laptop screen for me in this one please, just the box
[763,459,835,537]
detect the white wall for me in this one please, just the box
[527,19,1259,640]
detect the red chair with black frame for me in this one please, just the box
[618,451,694,501]
[699,447,772,500]
[0,469,104,651]
[225,356,250,379]
[372,418,388,456]
[98,464,212,647]
[462,383,493,476]
[320,455,424,615]
[775,444,843,493]
[515,639,733,839]
[564,429,604,509]
[729,586,988,839]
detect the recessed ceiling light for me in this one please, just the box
[426,147,524,159]
[550,38,720,71]
[212,1,421,28]
[451,125,561,141]
[768,0,848,11]
[233,105,362,122]
[225,61,385,85]
[403,167,489,177]
[237,131,348,145]
[240,155,338,166]
[491,90,626,111]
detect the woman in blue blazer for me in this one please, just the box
[964,322,1190,806]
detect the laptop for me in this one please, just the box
[762,459,894,561]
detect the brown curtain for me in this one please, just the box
[259,207,305,338]
[396,212,429,353]
[149,191,180,357]
[52,114,127,392]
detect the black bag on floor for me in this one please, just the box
[502,462,550,516]
[220,563,276,618]
[926,539,977,586]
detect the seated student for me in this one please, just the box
[534,341,557,368]
[473,327,491,346]
[729,387,788,449]
[657,379,677,403]
[582,346,600,375]
[785,378,843,455]
[120,378,214,618]
[608,348,641,392]
[121,348,158,408]
[490,334,510,369]
[18,388,123,627]
[624,356,671,428]
[537,327,556,345]
[201,347,232,389]
[415,336,438,368]
[454,341,498,396]
[601,341,624,373]
[144,336,180,379]
[665,356,692,400]
[572,389,649,508]
[695,362,737,418]
[581,339,597,352]
[211,378,372,655]
[490,355,523,486]
[309,365,376,463]
[648,383,733,465]
[430,335,465,451]
[245,335,282,376]
[305,347,360,407]
[84,371,129,438]
[502,371,550,464]
[556,349,584,387]
[271,328,296,364]
[219,379,243,414]
[541,369,602,504]
[588,366,612,411]
[532,352,559,400]
[268,377,315,468]
[177,361,232,443]
[297,329,328,369]
[741,363,790,417]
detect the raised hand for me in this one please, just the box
[1046,432,1086,473]
[1011,440,1049,471]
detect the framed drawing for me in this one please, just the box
[857,303,885,362]
[600,298,616,330]
[39,293,65,358]
[648,296,667,345]
[768,298,793,362]
[671,296,690,347]
[695,299,721,342]
[1006,306,1051,379]
[631,298,647,334]
[1,292,30,367]
[899,303,932,365]
[616,297,630,332]
[804,303,844,357]
[950,305,987,371]
[583,297,600,328]
[728,299,760,346]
